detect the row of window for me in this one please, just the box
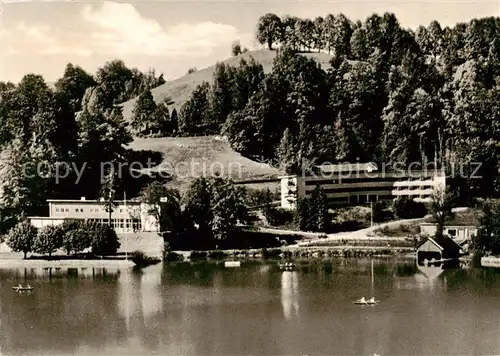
[87,218,142,230]
[395,186,434,191]
[54,207,136,213]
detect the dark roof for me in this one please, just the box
[416,236,462,252]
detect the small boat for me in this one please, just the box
[353,297,367,304]
[224,261,241,268]
[353,297,379,305]
[279,262,296,271]
[13,284,34,291]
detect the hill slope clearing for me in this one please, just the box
[127,135,280,192]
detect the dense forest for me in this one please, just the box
[169,13,500,200]
[2,12,500,234]
[0,61,167,231]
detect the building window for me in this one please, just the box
[56,208,60,212]
[448,229,457,237]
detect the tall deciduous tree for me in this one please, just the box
[33,225,64,258]
[256,13,282,50]
[7,220,37,259]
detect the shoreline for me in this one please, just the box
[0,258,136,269]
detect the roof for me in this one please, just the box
[416,236,462,252]
[315,162,378,174]
[47,199,141,204]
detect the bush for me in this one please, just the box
[189,251,208,260]
[372,201,388,223]
[393,197,427,219]
[91,224,121,256]
[164,251,184,262]
[266,207,294,226]
[131,250,161,267]
[33,225,64,257]
[207,251,227,259]
[6,220,37,259]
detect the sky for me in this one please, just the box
[1,0,499,83]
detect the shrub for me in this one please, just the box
[266,207,294,226]
[33,225,64,257]
[372,201,388,223]
[207,250,227,259]
[190,251,208,260]
[393,197,427,219]
[91,224,121,256]
[6,220,37,259]
[131,250,161,267]
[164,251,184,262]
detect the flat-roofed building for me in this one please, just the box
[28,198,159,233]
[280,162,446,209]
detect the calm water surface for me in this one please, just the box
[1,258,500,355]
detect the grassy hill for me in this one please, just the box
[120,49,333,122]
[127,135,280,192]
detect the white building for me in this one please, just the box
[280,163,446,210]
[420,210,480,242]
[28,198,159,233]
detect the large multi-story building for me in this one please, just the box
[28,198,159,233]
[280,162,446,209]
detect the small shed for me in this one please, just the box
[416,236,462,265]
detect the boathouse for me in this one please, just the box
[416,236,462,265]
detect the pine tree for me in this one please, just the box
[99,166,118,226]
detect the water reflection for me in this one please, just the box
[415,265,445,290]
[281,271,299,319]
[2,260,500,355]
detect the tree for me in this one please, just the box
[99,166,118,226]
[33,225,64,257]
[256,13,282,50]
[139,181,181,236]
[210,63,235,128]
[61,220,92,255]
[429,187,456,241]
[472,201,500,255]
[95,59,134,109]
[231,41,242,56]
[131,89,157,134]
[393,197,427,219]
[179,82,211,135]
[91,224,121,256]
[184,177,249,241]
[6,220,37,259]
[54,63,96,113]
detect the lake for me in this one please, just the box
[1,258,500,355]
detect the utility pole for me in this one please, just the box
[370,200,373,227]
[124,191,128,261]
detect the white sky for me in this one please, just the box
[1,0,499,82]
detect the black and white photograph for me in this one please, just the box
[1,0,500,354]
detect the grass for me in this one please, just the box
[373,223,421,238]
[119,49,334,122]
[127,135,280,192]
